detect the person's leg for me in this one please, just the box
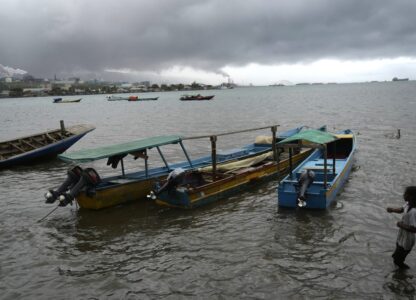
[392,243,411,268]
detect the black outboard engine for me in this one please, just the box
[296,169,315,207]
[45,166,83,203]
[147,168,186,200]
[57,168,101,206]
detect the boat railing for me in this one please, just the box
[182,125,280,180]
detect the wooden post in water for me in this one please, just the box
[60,120,65,135]
[210,135,217,180]
[324,144,328,187]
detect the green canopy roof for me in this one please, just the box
[59,135,182,163]
[277,129,338,145]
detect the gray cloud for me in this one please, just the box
[1,0,416,80]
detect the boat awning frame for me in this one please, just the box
[277,129,338,148]
[59,135,183,163]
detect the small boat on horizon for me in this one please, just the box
[277,128,356,209]
[128,96,159,101]
[106,95,127,101]
[106,95,159,101]
[53,98,82,103]
[0,121,95,169]
[180,94,215,101]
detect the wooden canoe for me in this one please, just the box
[0,122,95,169]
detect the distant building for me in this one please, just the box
[0,90,10,97]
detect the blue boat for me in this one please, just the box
[46,125,304,209]
[0,121,95,169]
[277,129,356,209]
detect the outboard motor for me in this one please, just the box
[147,168,186,200]
[57,168,101,206]
[296,169,315,207]
[45,166,83,203]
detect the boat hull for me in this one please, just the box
[155,150,312,209]
[76,178,155,210]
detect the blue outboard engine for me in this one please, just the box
[296,169,315,207]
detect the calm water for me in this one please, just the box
[1,83,416,299]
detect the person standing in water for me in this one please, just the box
[387,186,416,269]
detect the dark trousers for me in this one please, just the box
[392,243,411,266]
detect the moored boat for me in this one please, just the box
[153,147,312,209]
[44,126,303,210]
[128,96,159,101]
[277,129,356,209]
[180,94,214,101]
[0,121,95,169]
[106,95,128,101]
[53,98,82,103]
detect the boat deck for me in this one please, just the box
[98,144,273,188]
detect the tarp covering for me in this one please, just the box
[59,135,182,163]
[199,151,273,173]
[278,129,338,145]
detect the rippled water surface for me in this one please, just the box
[1,83,416,299]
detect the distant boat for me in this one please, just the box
[53,98,82,103]
[392,77,409,82]
[106,95,128,101]
[277,129,356,209]
[128,96,159,101]
[0,121,95,169]
[180,94,215,101]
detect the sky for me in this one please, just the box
[1,0,416,85]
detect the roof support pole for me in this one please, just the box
[289,147,293,179]
[179,141,193,168]
[324,145,328,187]
[121,158,125,178]
[210,135,217,180]
[156,146,170,170]
[272,126,277,162]
[333,142,336,175]
[145,149,149,178]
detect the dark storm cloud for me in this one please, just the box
[1,0,416,78]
